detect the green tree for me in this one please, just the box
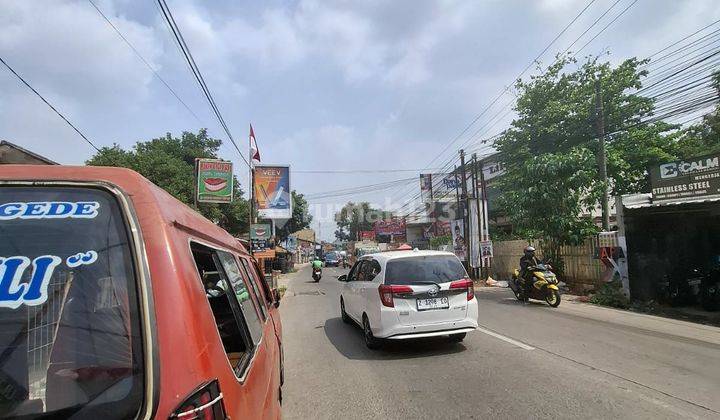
[495,55,682,266]
[87,129,250,236]
[334,202,391,241]
[275,191,312,242]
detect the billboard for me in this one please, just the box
[420,173,460,201]
[196,159,233,203]
[374,219,406,236]
[254,165,292,219]
[434,173,460,200]
[650,154,720,202]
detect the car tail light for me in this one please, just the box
[378,284,413,307]
[172,379,225,419]
[450,278,474,301]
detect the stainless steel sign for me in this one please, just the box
[650,154,720,201]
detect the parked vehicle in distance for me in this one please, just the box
[324,251,340,267]
[0,165,283,419]
[338,250,478,349]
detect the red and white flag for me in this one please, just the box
[249,124,261,165]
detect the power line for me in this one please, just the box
[421,0,599,173]
[87,0,203,125]
[644,18,720,60]
[295,168,443,174]
[572,0,638,57]
[156,0,250,167]
[0,55,100,152]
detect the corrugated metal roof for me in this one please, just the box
[625,195,720,209]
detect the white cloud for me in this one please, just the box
[0,0,161,107]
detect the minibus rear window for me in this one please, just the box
[0,186,144,419]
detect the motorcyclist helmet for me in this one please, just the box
[524,246,536,256]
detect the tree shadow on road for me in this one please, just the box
[323,317,467,360]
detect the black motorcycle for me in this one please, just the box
[658,266,702,307]
[312,267,322,282]
[700,267,720,311]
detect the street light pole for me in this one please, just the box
[595,78,610,231]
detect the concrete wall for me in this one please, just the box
[490,239,604,293]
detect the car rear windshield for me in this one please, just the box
[384,255,468,285]
[0,186,144,419]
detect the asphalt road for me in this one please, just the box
[279,264,720,419]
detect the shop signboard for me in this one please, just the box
[650,154,720,202]
[374,219,406,236]
[482,160,505,181]
[196,159,233,203]
[254,165,292,219]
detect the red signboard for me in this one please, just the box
[359,230,376,240]
[374,219,406,236]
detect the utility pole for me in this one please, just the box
[471,153,482,280]
[459,150,471,271]
[478,156,490,279]
[595,79,610,231]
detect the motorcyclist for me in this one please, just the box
[519,246,540,295]
[311,256,323,274]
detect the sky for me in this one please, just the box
[2,0,720,241]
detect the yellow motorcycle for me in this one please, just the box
[510,263,561,307]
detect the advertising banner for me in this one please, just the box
[196,159,233,203]
[359,230,376,240]
[480,240,493,258]
[250,223,272,252]
[254,165,292,219]
[450,219,466,260]
[420,174,433,205]
[650,154,720,202]
[374,219,406,236]
[285,235,298,253]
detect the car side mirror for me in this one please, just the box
[338,274,347,282]
[272,289,281,307]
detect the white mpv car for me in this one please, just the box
[338,250,478,349]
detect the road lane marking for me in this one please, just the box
[477,326,535,350]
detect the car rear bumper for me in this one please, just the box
[374,317,478,339]
[386,327,476,340]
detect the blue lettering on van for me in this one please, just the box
[0,255,62,309]
[66,251,98,268]
[0,252,97,309]
[0,202,99,220]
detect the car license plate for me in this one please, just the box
[417,297,449,311]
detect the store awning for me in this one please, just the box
[625,195,720,209]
